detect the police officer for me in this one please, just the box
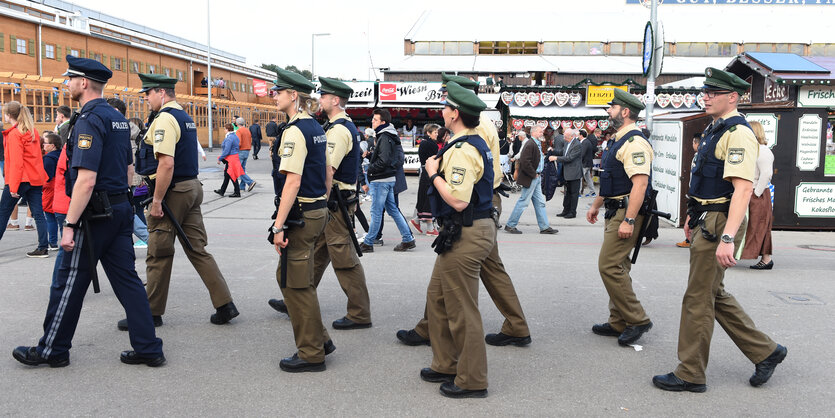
[13,56,165,367]
[268,68,331,372]
[397,74,531,348]
[116,73,238,330]
[419,82,494,398]
[268,77,371,330]
[653,68,786,392]
[585,88,654,346]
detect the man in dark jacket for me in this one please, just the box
[249,119,262,159]
[580,129,597,197]
[503,126,557,234]
[375,134,407,243]
[550,128,583,218]
[358,109,415,252]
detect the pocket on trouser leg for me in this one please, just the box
[285,247,314,289]
[148,225,176,258]
[329,243,359,269]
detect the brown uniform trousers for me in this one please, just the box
[312,202,370,324]
[428,218,497,390]
[414,193,529,339]
[145,178,232,315]
[279,207,329,363]
[674,212,777,384]
[598,207,650,331]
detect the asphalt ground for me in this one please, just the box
[1,149,833,416]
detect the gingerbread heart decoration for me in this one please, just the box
[512,119,524,130]
[585,120,598,132]
[494,119,503,128]
[524,119,535,127]
[696,92,706,108]
[556,92,570,107]
[655,93,671,108]
[549,120,560,130]
[541,92,555,106]
[671,93,685,109]
[561,120,573,130]
[501,91,514,106]
[537,120,548,128]
[684,93,696,108]
[569,93,582,107]
[632,93,645,105]
[514,92,528,106]
[571,120,584,129]
[598,119,610,130]
[527,92,541,107]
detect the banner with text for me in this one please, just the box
[378,82,443,105]
[586,85,629,107]
[794,182,835,218]
[253,79,268,97]
[649,121,683,224]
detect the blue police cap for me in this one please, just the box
[62,55,112,83]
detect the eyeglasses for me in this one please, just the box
[269,90,278,98]
[700,89,732,99]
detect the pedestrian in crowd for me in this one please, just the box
[397,74,531,350]
[585,89,654,347]
[13,56,165,368]
[550,128,582,219]
[580,129,597,197]
[0,101,49,257]
[741,121,775,270]
[0,126,5,178]
[412,123,441,235]
[235,117,256,191]
[201,77,208,87]
[265,116,280,148]
[653,68,786,393]
[50,136,70,285]
[418,81,495,399]
[358,109,415,252]
[374,123,409,244]
[41,133,62,251]
[215,123,243,197]
[677,133,702,248]
[250,118,263,160]
[401,118,417,140]
[552,126,565,156]
[504,125,557,234]
[55,105,72,144]
[267,68,330,373]
[438,127,451,144]
[121,73,239,331]
[268,77,371,332]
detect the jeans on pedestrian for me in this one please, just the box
[363,181,413,245]
[581,167,596,195]
[505,175,550,231]
[50,213,66,287]
[0,183,48,249]
[238,150,254,188]
[45,211,59,246]
[134,214,149,242]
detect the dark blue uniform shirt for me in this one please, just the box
[68,98,132,193]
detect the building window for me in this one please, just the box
[131,61,139,72]
[113,58,122,71]
[16,38,26,54]
[45,44,55,59]
[92,53,102,62]
[70,48,79,57]
[148,65,156,74]
[177,70,185,81]
[458,42,473,55]
[164,68,171,77]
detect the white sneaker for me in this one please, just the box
[247,181,257,192]
[134,240,148,249]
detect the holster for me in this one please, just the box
[686,197,731,242]
[432,212,466,255]
[84,191,114,221]
[603,198,628,220]
[267,196,306,244]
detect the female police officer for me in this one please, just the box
[419,82,494,398]
[268,68,331,372]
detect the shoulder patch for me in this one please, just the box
[282,142,295,158]
[327,142,336,154]
[455,142,464,148]
[729,125,737,132]
[78,134,93,149]
[728,148,745,165]
[631,152,646,166]
[154,129,166,143]
[450,167,466,185]
[627,136,635,142]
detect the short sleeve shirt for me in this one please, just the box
[476,114,502,189]
[278,112,310,176]
[714,111,758,182]
[145,101,182,159]
[441,129,484,203]
[614,130,653,179]
[326,112,354,191]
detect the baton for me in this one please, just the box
[141,197,194,252]
[630,190,671,264]
[277,219,305,289]
[79,215,100,294]
[332,185,363,257]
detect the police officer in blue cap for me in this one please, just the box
[13,56,165,368]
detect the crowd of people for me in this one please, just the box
[3,58,786,399]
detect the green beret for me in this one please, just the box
[608,88,645,112]
[138,73,177,93]
[317,76,353,99]
[441,72,478,90]
[702,67,750,94]
[444,81,486,116]
[271,68,315,94]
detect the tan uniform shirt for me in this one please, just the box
[278,112,326,203]
[476,114,502,189]
[609,122,653,199]
[442,129,485,203]
[325,111,355,191]
[694,110,759,204]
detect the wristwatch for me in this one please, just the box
[63,219,80,228]
[720,233,735,243]
[623,217,636,225]
[270,225,283,234]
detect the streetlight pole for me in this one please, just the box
[311,33,330,81]
[206,0,213,150]
[645,0,659,131]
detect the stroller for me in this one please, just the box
[500,154,521,193]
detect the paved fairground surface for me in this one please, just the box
[2,149,834,416]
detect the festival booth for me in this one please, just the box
[375,81,445,172]
[343,81,377,125]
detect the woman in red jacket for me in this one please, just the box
[0,101,49,257]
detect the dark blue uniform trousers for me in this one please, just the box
[36,201,163,360]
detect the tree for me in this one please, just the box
[259,64,312,81]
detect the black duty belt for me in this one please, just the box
[107,192,130,204]
[172,176,198,184]
[603,197,628,209]
[301,200,327,211]
[472,210,493,221]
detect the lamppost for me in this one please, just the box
[311,33,330,82]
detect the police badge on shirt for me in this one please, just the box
[451,167,466,185]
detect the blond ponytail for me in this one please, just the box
[3,101,35,134]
